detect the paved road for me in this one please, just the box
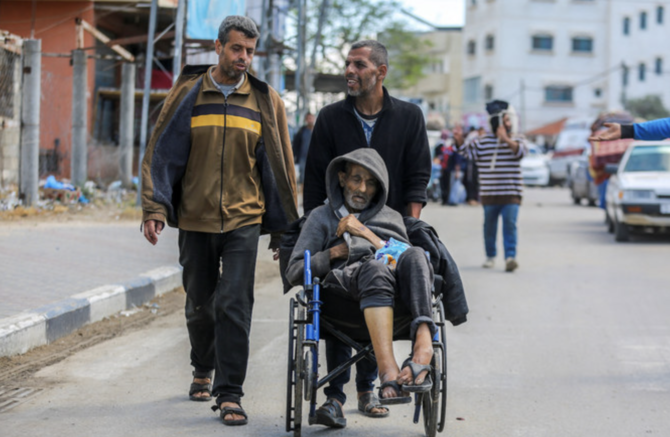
[2,187,670,436]
[0,221,179,318]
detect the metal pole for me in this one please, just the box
[295,0,306,120]
[20,39,41,206]
[137,0,159,206]
[306,0,329,113]
[172,0,186,85]
[258,0,269,82]
[119,63,136,188]
[71,49,88,186]
[520,79,526,133]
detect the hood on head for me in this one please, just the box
[325,148,389,220]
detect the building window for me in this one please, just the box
[572,37,593,53]
[485,34,495,51]
[639,63,646,81]
[464,76,482,103]
[623,17,630,35]
[622,65,629,86]
[658,6,664,24]
[545,86,573,103]
[532,35,553,51]
[467,40,476,55]
[641,11,647,29]
[484,84,493,100]
[656,58,663,75]
[594,88,602,98]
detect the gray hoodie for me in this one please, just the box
[286,148,408,289]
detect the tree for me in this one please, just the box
[624,95,670,121]
[286,0,433,85]
[379,22,434,89]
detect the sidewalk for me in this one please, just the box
[0,220,182,356]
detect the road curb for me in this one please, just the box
[0,265,183,357]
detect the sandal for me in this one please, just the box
[399,358,433,393]
[211,404,248,426]
[314,398,347,428]
[189,370,213,402]
[377,381,412,405]
[357,392,389,418]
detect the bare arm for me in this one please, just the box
[407,202,422,219]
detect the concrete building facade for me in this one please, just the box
[393,28,464,128]
[462,0,670,132]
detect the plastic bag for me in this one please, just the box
[375,238,411,270]
[448,174,466,205]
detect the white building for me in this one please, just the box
[462,0,670,132]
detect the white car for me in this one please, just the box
[521,143,550,186]
[605,141,670,241]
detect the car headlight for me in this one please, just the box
[619,189,655,201]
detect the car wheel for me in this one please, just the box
[587,199,597,207]
[572,196,581,205]
[606,212,614,233]
[614,217,630,242]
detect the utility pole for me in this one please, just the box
[119,63,136,188]
[71,49,88,186]
[137,0,159,206]
[19,39,41,206]
[295,0,306,122]
[172,0,186,85]
[305,0,329,116]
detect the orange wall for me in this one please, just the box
[0,1,96,179]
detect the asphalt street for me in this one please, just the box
[2,187,670,436]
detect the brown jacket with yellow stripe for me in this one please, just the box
[141,65,298,246]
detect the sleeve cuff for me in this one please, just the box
[142,211,166,224]
[621,124,635,139]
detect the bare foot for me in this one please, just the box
[191,377,211,399]
[357,391,388,416]
[397,324,433,386]
[378,369,406,400]
[219,401,245,422]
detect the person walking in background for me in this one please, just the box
[302,39,431,427]
[588,117,670,141]
[292,112,315,186]
[141,15,298,426]
[454,100,526,272]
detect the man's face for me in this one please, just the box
[344,47,386,97]
[214,30,257,84]
[305,113,315,128]
[338,163,379,212]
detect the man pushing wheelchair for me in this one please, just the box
[286,148,441,428]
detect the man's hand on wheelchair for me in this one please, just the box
[329,242,349,260]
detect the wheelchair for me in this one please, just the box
[286,250,449,437]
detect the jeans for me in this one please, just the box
[483,204,519,259]
[179,224,260,405]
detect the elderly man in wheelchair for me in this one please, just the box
[285,148,446,431]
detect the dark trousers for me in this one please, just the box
[439,170,451,205]
[178,224,260,405]
[323,247,436,405]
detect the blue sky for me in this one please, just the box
[399,0,465,28]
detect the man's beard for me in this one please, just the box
[344,190,371,211]
[223,60,248,79]
[347,74,377,97]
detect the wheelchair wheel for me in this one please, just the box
[286,298,305,436]
[423,299,448,436]
[303,349,315,401]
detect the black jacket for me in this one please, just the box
[404,216,468,326]
[303,88,431,215]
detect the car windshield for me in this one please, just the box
[623,145,670,172]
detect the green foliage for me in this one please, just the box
[379,23,434,89]
[288,0,434,86]
[624,95,670,121]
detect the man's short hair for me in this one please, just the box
[350,40,388,67]
[218,15,260,45]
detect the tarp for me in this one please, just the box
[186,0,246,40]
